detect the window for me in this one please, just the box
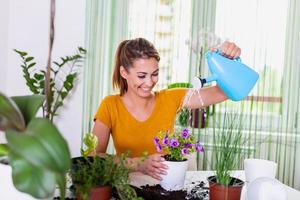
[127,0,293,132]
[128,0,192,89]
[213,0,289,132]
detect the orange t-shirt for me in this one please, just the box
[94,88,187,157]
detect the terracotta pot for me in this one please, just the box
[208,176,244,200]
[77,185,112,200]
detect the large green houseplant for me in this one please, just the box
[70,133,143,200]
[0,0,79,199]
[207,113,245,200]
[0,93,71,199]
[14,47,86,122]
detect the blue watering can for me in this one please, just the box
[192,50,259,101]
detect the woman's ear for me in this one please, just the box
[120,66,128,79]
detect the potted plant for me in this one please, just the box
[153,128,204,191]
[207,113,245,200]
[0,93,71,199]
[70,133,143,200]
[0,1,84,199]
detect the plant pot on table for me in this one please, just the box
[160,156,188,191]
[77,186,112,200]
[71,156,112,200]
[207,176,244,200]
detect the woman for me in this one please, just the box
[93,38,241,180]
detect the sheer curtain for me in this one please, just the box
[200,0,300,189]
[82,0,129,153]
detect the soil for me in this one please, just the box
[127,181,209,200]
[54,181,209,200]
[0,157,9,165]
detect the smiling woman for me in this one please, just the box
[92,37,241,181]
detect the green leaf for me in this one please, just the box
[0,92,25,132]
[9,153,56,198]
[66,74,75,82]
[6,118,71,172]
[0,144,9,157]
[39,80,45,89]
[33,73,44,81]
[60,92,68,100]
[25,57,34,62]
[78,47,87,54]
[12,95,44,125]
[28,62,36,69]
[14,49,27,57]
[53,61,61,67]
[63,82,73,91]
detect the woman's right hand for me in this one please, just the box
[136,153,168,180]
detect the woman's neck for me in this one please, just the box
[121,91,155,109]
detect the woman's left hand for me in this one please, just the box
[212,41,241,59]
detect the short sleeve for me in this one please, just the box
[93,96,112,129]
[161,88,187,109]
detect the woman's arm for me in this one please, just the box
[92,120,167,180]
[183,85,227,109]
[92,120,111,154]
[183,41,241,109]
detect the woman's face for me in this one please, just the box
[121,57,159,98]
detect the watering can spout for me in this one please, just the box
[193,51,259,101]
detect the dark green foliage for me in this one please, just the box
[14,47,86,121]
[177,108,190,127]
[70,154,143,200]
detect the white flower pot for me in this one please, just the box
[243,159,278,200]
[244,159,277,183]
[160,159,188,191]
[247,177,287,200]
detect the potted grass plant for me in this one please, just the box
[70,133,143,200]
[153,128,204,191]
[207,113,245,200]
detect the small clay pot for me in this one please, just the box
[77,185,112,200]
[208,176,244,200]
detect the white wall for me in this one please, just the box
[0,0,86,157]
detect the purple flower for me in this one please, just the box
[154,137,159,145]
[181,128,189,139]
[184,143,193,148]
[195,141,204,152]
[162,135,169,146]
[170,138,179,148]
[156,143,162,153]
[181,148,189,156]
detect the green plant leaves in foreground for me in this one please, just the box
[0,144,9,157]
[6,118,71,172]
[12,95,44,126]
[9,153,56,198]
[0,92,25,132]
[6,118,71,198]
